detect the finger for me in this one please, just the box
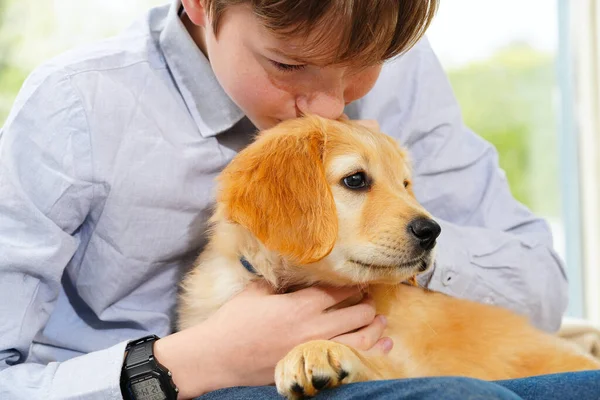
[315,295,376,338]
[286,285,362,311]
[364,337,394,356]
[330,314,388,351]
[240,279,277,296]
[354,119,379,131]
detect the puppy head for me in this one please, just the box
[218,115,440,285]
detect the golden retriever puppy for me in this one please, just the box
[178,116,599,399]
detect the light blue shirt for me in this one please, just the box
[0,1,568,399]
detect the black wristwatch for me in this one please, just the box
[120,335,179,400]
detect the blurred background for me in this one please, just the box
[1,1,598,322]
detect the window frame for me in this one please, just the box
[563,0,600,323]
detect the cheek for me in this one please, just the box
[223,69,273,109]
[205,36,293,124]
[344,65,382,102]
[332,188,368,239]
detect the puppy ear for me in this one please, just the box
[218,121,338,264]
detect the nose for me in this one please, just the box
[296,91,346,120]
[408,218,441,251]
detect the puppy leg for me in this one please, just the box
[275,340,379,399]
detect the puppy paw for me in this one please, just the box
[275,340,366,399]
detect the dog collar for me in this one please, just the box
[240,257,261,276]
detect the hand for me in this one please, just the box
[331,314,393,356]
[354,119,380,131]
[338,113,380,132]
[154,281,392,399]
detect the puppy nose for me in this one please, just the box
[408,218,441,251]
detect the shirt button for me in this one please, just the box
[442,269,456,286]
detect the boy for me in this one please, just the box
[2,1,591,399]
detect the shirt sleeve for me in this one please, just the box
[352,37,568,333]
[0,67,126,399]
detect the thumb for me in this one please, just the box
[240,279,276,296]
[362,337,394,357]
[331,314,393,354]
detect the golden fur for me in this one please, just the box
[178,116,599,399]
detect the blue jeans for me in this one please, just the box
[197,371,600,399]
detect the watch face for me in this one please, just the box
[131,377,167,400]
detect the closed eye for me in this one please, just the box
[269,60,306,72]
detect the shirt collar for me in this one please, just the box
[159,0,245,137]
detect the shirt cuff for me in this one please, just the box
[51,340,128,400]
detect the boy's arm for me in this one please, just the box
[349,38,568,333]
[0,69,126,399]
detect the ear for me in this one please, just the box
[182,0,208,27]
[218,121,338,264]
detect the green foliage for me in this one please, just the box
[0,0,24,123]
[0,0,8,64]
[447,44,560,217]
[0,65,26,123]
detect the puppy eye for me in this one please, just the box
[342,172,369,190]
[403,180,410,188]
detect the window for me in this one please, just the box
[429,0,563,254]
[567,0,600,323]
[429,0,599,320]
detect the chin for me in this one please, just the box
[247,115,282,131]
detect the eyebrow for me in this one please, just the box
[327,154,366,179]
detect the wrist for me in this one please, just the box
[120,335,178,400]
[153,325,235,399]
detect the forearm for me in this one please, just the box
[0,341,128,400]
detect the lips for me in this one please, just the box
[418,258,430,272]
[349,255,429,270]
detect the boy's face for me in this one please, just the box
[183,2,382,130]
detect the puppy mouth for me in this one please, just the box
[418,258,431,272]
[348,255,431,271]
